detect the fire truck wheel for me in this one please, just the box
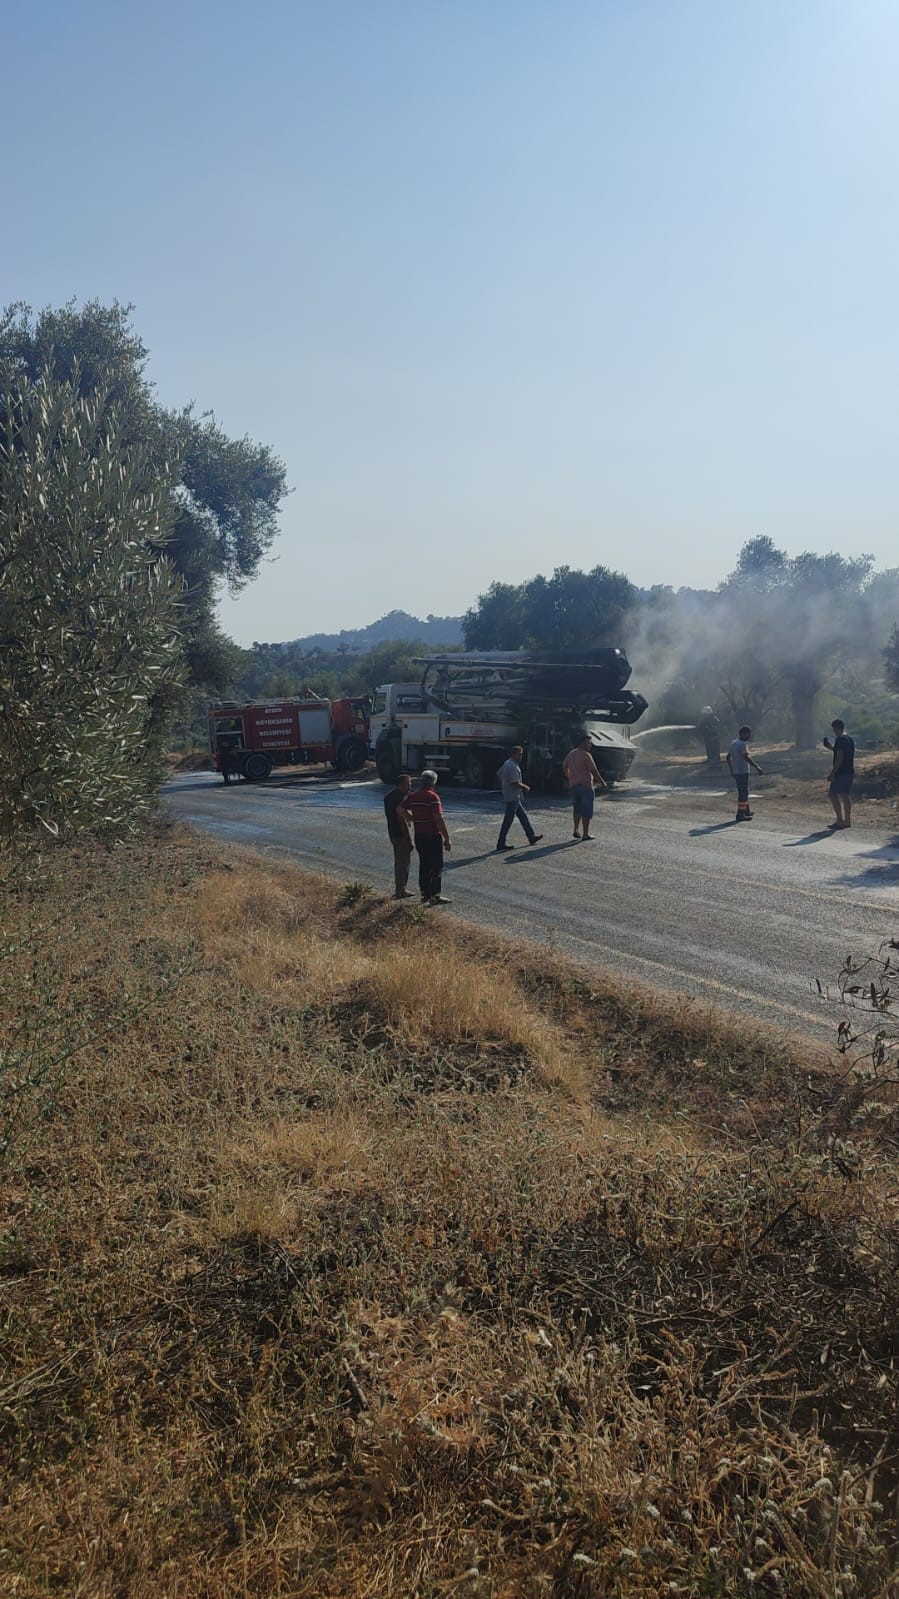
[243,752,273,782]
[376,748,398,785]
[464,746,488,788]
[337,736,367,773]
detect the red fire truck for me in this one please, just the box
[209,695,371,782]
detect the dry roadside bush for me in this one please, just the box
[0,828,897,1597]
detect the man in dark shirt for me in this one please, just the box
[697,706,721,765]
[823,718,855,829]
[384,773,414,898]
[400,769,452,905]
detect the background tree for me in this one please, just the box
[463,581,527,649]
[886,626,899,695]
[0,365,183,839]
[865,572,899,701]
[523,565,635,651]
[344,637,430,693]
[229,636,437,706]
[719,538,873,748]
[0,301,288,691]
[716,665,781,732]
[464,565,635,652]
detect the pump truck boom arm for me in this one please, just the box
[415,649,647,725]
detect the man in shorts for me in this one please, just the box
[823,718,855,829]
[562,733,607,840]
[725,725,764,821]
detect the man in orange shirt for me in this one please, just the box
[562,733,607,841]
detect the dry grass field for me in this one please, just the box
[1,823,898,1597]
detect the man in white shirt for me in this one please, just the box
[496,745,544,852]
[725,724,764,822]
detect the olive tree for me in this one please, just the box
[0,367,183,839]
[0,301,288,692]
[720,539,873,749]
[464,566,636,652]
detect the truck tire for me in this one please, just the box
[243,752,273,782]
[377,748,399,785]
[337,736,367,773]
[464,745,489,788]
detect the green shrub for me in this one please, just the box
[0,366,184,839]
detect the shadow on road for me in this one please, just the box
[782,830,838,847]
[502,840,581,862]
[448,839,577,867]
[688,821,738,836]
[828,836,899,889]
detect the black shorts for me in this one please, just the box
[830,774,854,796]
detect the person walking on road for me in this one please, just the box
[401,770,453,904]
[823,718,855,829]
[562,734,607,840]
[496,745,544,852]
[384,773,414,898]
[726,725,764,822]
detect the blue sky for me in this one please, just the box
[6,0,899,644]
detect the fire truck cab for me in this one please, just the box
[369,683,518,787]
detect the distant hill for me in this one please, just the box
[285,610,464,653]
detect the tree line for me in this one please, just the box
[460,545,899,750]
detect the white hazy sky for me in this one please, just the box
[6,0,899,644]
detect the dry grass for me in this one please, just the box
[1,824,898,1597]
[854,750,899,800]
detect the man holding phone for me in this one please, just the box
[823,719,855,830]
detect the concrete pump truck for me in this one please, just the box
[370,648,648,789]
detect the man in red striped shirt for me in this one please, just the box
[400,770,452,905]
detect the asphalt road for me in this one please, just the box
[163,770,899,1045]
